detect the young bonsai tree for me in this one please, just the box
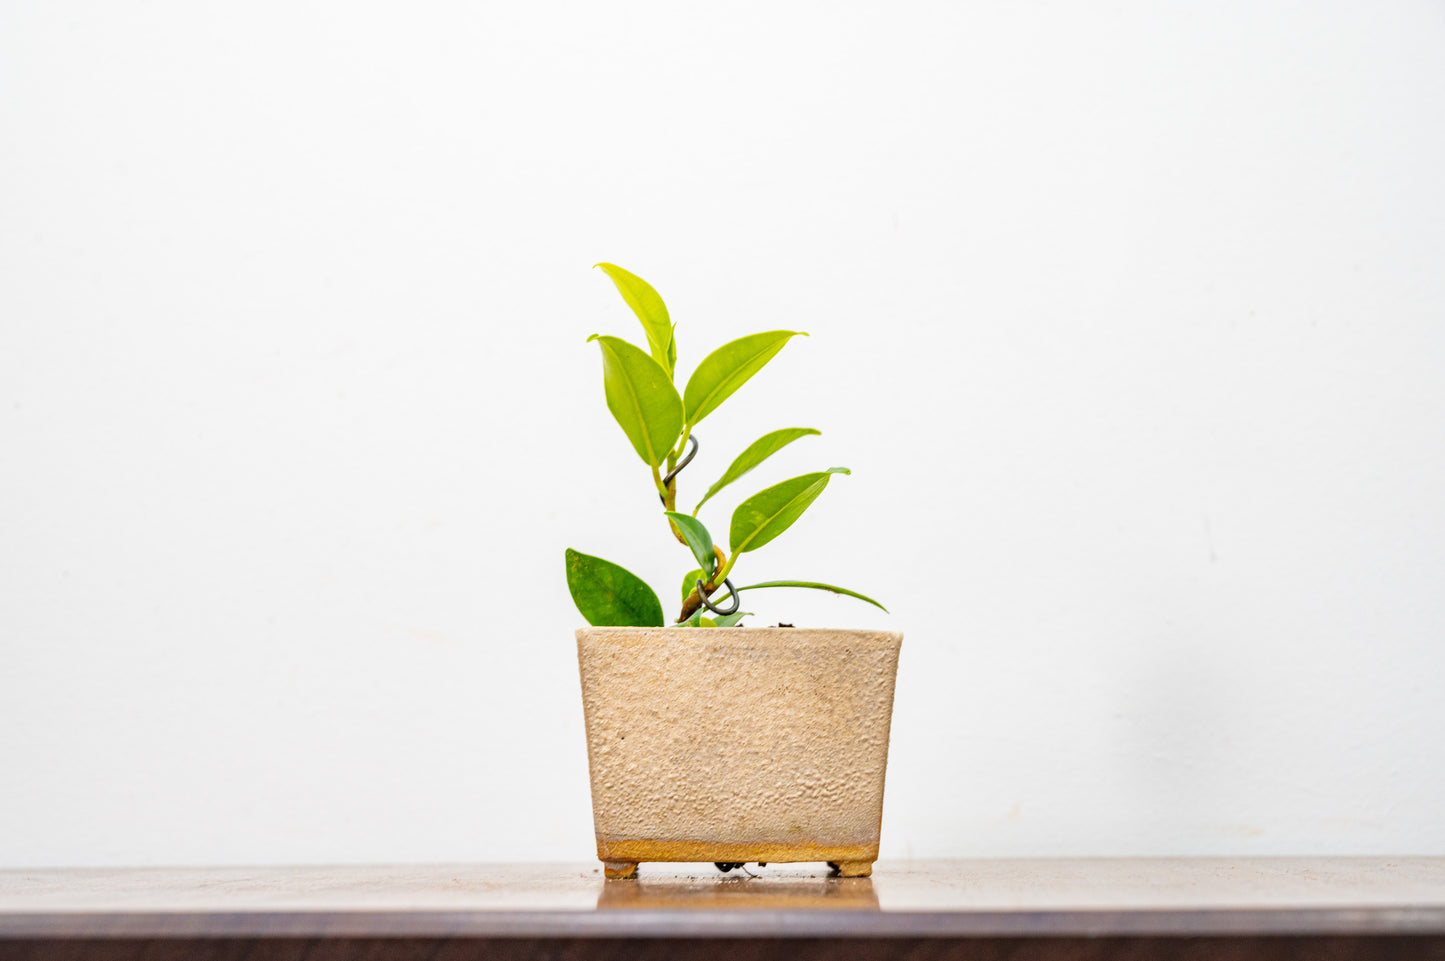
[565,263,886,627]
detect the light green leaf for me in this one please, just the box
[595,263,674,377]
[587,334,684,467]
[729,467,850,555]
[732,580,888,613]
[682,330,806,426]
[693,427,821,514]
[681,568,705,602]
[681,605,749,627]
[565,548,664,626]
[664,512,715,575]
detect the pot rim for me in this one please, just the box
[576,625,901,638]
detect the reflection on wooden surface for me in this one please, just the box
[597,875,879,911]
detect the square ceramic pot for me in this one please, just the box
[576,627,902,878]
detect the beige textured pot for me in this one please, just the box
[576,627,902,879]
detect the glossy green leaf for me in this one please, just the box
[733,580,888,612]
[729,467,850,555]
[693,427,821,514]
[681,568,706,602]
[713,610,750,626]
[595,263,674,377]
[587,334,684,467]
[698,616,719,627]
[565,548,664,626]
[664,511,715,575]
[682,330,806,426]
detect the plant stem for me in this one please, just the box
[654,464,689,546]
[675,546,733,622]
[676,585,707,623]
[663,435,688,510]
[670,427,691,465]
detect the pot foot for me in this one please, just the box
[602,860,638,879]
[827,860,873,878]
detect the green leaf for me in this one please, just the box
[732,580,888,613]
[681,608,749,627]
[729,467,850,555]
[664,511,715,575]
[681,568,705,602]
[587,334,684,467]
[564,548,665,627]
[595,263,674,377]
[682,330,806,426]
[694,427,821,514]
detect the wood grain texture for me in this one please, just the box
[3,937,1445,961]
[1,859,1442,945]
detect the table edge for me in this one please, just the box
[4,906,1445,939]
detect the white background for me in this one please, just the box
[3,0,1443,868]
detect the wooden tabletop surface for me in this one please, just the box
[3,858,1444,939]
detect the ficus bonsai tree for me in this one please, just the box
[565,263,886,627]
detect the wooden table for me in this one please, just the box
[3,858,1443,959]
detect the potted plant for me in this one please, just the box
[566,264,902,879]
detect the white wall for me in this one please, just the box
[2,0,1443,867]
